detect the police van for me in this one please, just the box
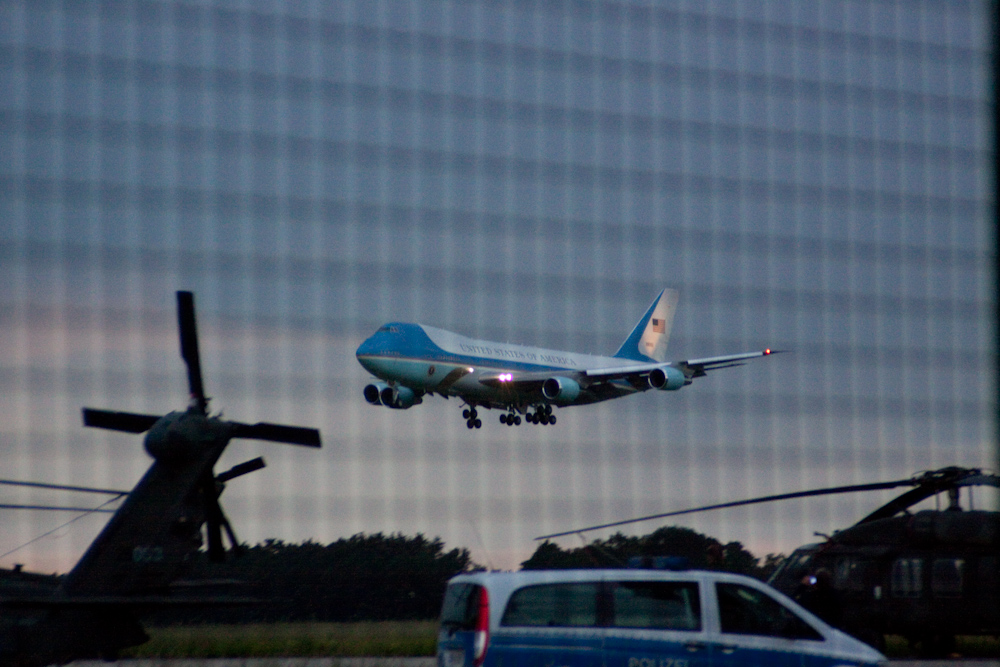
[437,568,885,667]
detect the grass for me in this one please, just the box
[122,620,439,658]
[884,634,1000,659]
[124,622,1000,659]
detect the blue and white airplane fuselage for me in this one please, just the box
[356,289,777,429]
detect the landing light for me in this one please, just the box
[499,373,513,382]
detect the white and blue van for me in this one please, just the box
[437,568,886,667]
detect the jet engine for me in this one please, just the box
[364,381,390,405]
[542,376,581,402]
[647,366,686,391]
[380,384,419,409]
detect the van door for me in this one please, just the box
[438,583,486,667]
[493,581,604,667]
[711,582,826,667]
[602,580,710,667]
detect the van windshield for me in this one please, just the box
[440,583,483,629]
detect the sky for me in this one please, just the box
[0,0,996,574]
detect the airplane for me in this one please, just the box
[357,289,779,429]
[0,291,321,666]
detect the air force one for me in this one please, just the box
[356,289,779,429]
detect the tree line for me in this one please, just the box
[151,528,783,624]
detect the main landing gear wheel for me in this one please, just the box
[463,407,481,429]
[500,413,521,426]
[527,404,555,425]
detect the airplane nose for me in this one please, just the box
[356,336,377,357]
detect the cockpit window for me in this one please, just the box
[377,325,400,333]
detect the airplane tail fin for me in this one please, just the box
[612,289,679,363]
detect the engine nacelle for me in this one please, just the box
[380,384,419,409]
[364,381,390,405]
[647,366,686,391]
[542,376,581,402]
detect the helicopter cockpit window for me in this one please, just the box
[834,558,869,592]
[715,583,823,641]
[890,558,923,598]
[931,558,964,597]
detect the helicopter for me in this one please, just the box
[537,466,999,655]
[0,291,322,666]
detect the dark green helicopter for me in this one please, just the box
[539,466,999,655]
[0,291,321,666]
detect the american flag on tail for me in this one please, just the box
[651,318,666,333]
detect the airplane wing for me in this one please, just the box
[674,349,778,378]
[478,371,554,390]
[474,350,779,403]
[584,349,777,382]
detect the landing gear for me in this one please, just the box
[527,404,555,425]
[500,412,521,426]
[463,404,554,428]
[463,406,482,429]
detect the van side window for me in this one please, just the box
[611,581,701,631]
[501,583,599,627]
[715,583,823,641]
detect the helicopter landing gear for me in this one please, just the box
[462,407,482,429]
[526,404,555,425]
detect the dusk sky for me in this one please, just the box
[1,0,995,573]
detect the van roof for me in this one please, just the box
[449,568,757,587]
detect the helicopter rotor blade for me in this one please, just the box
[536,478,916,540]
[0,503,118,512]
[177,291,208,414]
[82,408,161,434]
[0,478,129,496]
[230,422,322,448]
[856,468,1000,524]
[216,457,266,484]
